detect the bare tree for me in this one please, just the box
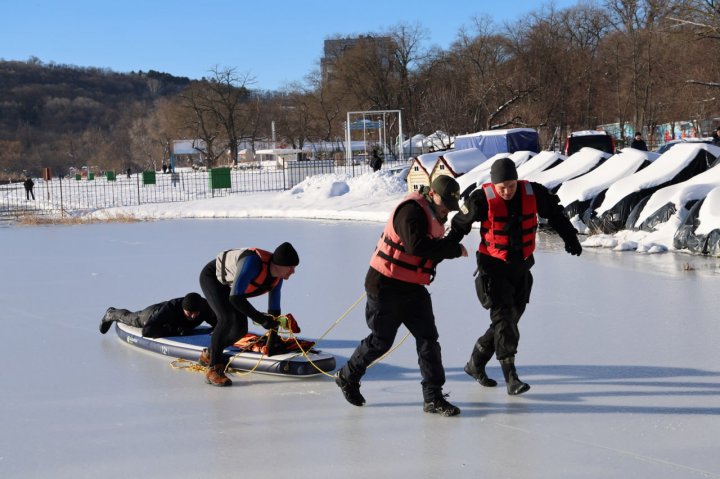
[388,23,429,132]
[204,67,255,165]
[177,67,255,167]
[604,0,675,138]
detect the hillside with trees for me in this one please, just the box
[0,58,190,179]
[2,0,720,179]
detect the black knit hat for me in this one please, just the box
[430,175,461,211]
[182,292,203,312]
[271,242,300,267]
[490,157,518,184]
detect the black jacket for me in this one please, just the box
[630,139,648,151]
[365,197,464,295]
[451,182,578,269]
[140,297,217,338]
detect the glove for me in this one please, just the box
[277,313,301,334]
[256,313,279,330]
[564,237,582,256]
[451,200,475,236]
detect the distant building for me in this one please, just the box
[405,152,443,193]
[406,148,488,194]
[321,35,393,85]
[430,148,487,184]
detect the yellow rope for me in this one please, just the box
[223,333,268,377]
[170,333,267,377]
[307,292,367,344]
[169,291,411,379]
[284,327,411,378]
[170,358,206,372]
[279,292,411,378]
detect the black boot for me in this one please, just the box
[99,307,116,334]
[335,369,365,406]
[423,394,461,417]
[500,357,530,395]
[464,344,497,387]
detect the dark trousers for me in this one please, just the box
[199,260,248,366]
[105,308,151,327]
[26,189,34,200]
[474,260,532,360]
[342,288,446,402]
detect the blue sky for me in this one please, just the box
[1,0,580,91]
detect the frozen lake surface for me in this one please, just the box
[1,219,719,478]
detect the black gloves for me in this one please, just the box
[451,201,476,236]
[564,236,582,256]
[259,314,280,330]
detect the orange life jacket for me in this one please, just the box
[244,248,280,297]
[479,181,538,261]
[369,192,446,285]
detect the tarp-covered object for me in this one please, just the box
[525,147,607,193]
[557,148,649,221]
[441,148,487,175]
[454,128,539,158]
[517,151,565,179]
[586,144,718,234]
[673,186,720,256]
[631,159,720,232]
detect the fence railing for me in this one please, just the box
[0,159,406,218]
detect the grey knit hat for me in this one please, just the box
[490,158,518,184]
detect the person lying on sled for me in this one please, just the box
[99,292,217,338]
[198,242,301,387]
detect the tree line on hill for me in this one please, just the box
[1,0,719,180]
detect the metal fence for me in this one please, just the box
[0,159,406,218]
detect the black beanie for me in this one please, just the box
[490,157,518,184]
[271,242,300,267]
[182,292,203,312]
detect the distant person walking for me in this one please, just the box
[369,148,383,172]
[712,127,720,146]
[23,177,35,200]
[630,132,648,151]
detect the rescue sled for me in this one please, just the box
[114,323,335,377]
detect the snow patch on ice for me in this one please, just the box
[571,215,589,235]
[582,234,617,248]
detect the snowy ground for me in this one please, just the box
[2,173,720,478]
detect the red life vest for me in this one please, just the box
[479,181,538,261]
[369,192,447,285]
[245,248,280,297]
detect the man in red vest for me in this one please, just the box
[451,158,582,395]
[335,175,468,416]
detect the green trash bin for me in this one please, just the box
[88,172,95,180]
[209,167,231,189]
[75,174,82,181]
[142,171,156,185]
[106,171,116,181]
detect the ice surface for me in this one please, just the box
[1,219,719,479]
